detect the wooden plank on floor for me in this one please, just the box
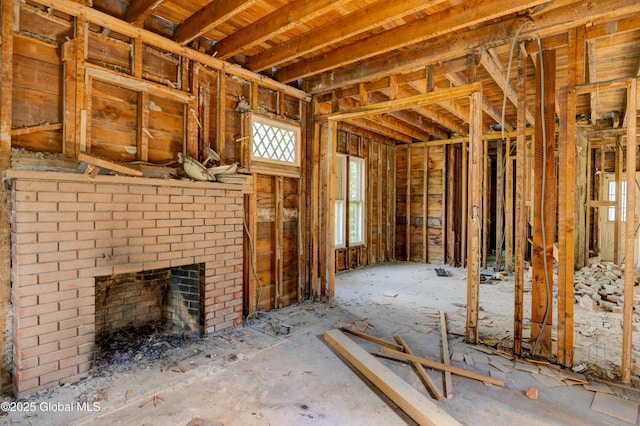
[590,392,639,424]
[395,335,443,401]
[380,347,505,387]
[439,312,453,398]
[324,330,462,426]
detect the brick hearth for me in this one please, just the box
[7,170,248,396]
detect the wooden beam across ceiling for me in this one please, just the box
[213,0,348,60]
[276,0,551,82]
[305,0,640,93]
[320,83,480,122]
[125,0,165,25]
[174,0,261,45]
[246,0,446,72]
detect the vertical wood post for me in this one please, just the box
[514,50,527,356]
[0,0,14,390]
[466,89,483,344]
[614,135,623,264]
[622,78,637,383]
[446,145,456,265]
[482,140,489,268]
[496,138,504,268]
[531,49,556,358]
[558,84,575,367]
[406,145,412,260]
[217,71,226,163]
[275,176,284,308]
[424,145,429,262]
[327,120,337,299]
[461,141,468,266]
[311,121,321,299]
[505,140,514,272]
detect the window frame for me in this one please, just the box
[607,180,627,222]
[249,113,301,170]
[334,154,366,248]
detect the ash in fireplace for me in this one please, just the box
[94,321,202,370]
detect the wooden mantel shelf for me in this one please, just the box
[3,169,254,193]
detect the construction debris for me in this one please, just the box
[525,387,538,400]
[573,261,638,313]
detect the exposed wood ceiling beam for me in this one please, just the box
[479,50,536,125]
[246,0,445,72]
[408,80,474,131]
[304,0,640,92]
[213,0,348,60]
[377,88,469,136]
[174,0,260,46]
[346,117,414,143]
[366,93,450,140]
[276,0,551,82]
[434,71,512,131]
[125,0,165,25]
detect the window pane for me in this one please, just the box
[335,201,345,246]
[252,118,298,164]
[349,202,363,244]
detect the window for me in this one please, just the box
[335,155,365,246]
[251,115,300,167]
[608,181,627,222]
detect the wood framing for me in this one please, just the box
[513,49,527,356]
[530,48,556,358]
[622,78,637,383]
[466,89,483,344]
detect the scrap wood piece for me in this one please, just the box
[489,361,512,373]
[591,392,639,424]
[464,354,475,366]
[450,352,465,362]
[380,347,506,387]
[339,327,403,351]
[583,382,613,394]
[531,372,567,387]
[138,394,164,408]
[394,335,444,401]
[324,330,462,426]
[439,311,454,399]
[11,122,62,136]
[78,152,143,177]
[514,361,539,374]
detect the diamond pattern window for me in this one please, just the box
[251,115,300,167]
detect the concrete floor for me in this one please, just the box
[3,262,640,425]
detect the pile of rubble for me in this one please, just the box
[573,260,639,313]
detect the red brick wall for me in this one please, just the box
[8,171,246,397]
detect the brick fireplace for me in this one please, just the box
[6,170,248,397]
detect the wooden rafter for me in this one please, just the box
[214,0,348,60]
[276,0,551,82]
[479,50,536,125]
[125,0,165,25]
[174,0,260,46]
[305,0,640,92]
[444,71,511,131]
[246,0,445,72]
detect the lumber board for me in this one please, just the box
[439,312,454,398]
[324,330,461,426]
[394,335,443,401]
[339,328,403,351]
[380,347,505,387]
[513,49,527,356]
[622,78,637,383]
[77,152,143,176]
[530,49,555,358]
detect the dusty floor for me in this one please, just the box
[3,262,640,425]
